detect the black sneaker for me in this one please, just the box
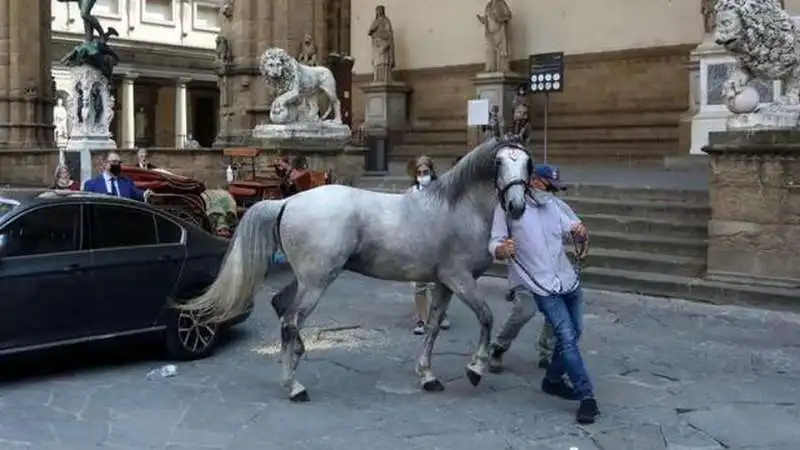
[488,344,506,373]
[541,378,580,400]
[576,398,599,424]
[413,321,426,335]
[537,358,550,369]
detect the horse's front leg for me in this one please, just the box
[416,281,453,392]
[439,271,493,387]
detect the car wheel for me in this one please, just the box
[165,308,218,360]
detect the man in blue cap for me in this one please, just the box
[487,164,598,424]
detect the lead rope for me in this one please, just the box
[502,199,586,300]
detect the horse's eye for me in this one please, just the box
[494,158,502,167]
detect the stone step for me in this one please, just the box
[573,248,705,277]
[563,196,710,221]
[490,247,705,278]
[587,231,706,258]
[578,267,800,309]
[564,183,708,204]
[581,213,707,239]
[484,266,800,309]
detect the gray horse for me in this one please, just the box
[179,136,533,402]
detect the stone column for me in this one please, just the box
[704,130,800,286]
[0,0,55,149]
[174,77,190,148]
[121,73,137,149]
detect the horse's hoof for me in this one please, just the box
[422,379,445,392]
[466,367,483,386]
[289,389,310,402]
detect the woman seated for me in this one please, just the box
[52,164,79,191]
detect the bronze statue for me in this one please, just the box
[56,0,106,43]
[57,0,120,79]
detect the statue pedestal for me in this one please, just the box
[726,109,800,130]
[359,81,410,131]
[64,65,117,185]
[251,121,351,151]
[703,130,800,286]
[472,72,527,132]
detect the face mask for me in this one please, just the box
[417,175,431,186]
[109,163,121,176]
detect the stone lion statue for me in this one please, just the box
[714,0,800,106]
[259,47,343,125]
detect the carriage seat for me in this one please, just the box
[120,165,206,195]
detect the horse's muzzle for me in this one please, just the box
[507,202,526,220]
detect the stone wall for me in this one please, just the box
[351,45,693,163]
[705,131,800,285]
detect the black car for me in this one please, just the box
[0,191,250,360]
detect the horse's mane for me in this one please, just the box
[427,135,526,205]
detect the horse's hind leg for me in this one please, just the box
[271,276,298,319]
[416,282,453,392]
[279,281,330,402]
[439,270,493,387]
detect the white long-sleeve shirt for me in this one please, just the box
[488,193,581,296]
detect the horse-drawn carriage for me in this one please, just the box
[224,147,332,217]
[119,148,332,238]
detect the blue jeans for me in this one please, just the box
[533,287,594,400]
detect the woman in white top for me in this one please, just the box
[406,156,452,335]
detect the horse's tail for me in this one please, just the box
[176,199,287,323]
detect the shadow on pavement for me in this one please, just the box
[0,326,251,385]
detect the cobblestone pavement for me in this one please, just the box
[1,271,798,450]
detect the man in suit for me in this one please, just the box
[136,148,156,169]
[83,151,149,201]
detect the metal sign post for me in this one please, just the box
[528,52,565,164]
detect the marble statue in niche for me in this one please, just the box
[54,97,68,143]
[477,0,513,73]
[297,33,318,66]
[135,106,148,139]
[368,5,395,82]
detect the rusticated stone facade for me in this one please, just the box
[705,130,800,285]
[0,0,54,148]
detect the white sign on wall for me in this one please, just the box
[467,99,490,126]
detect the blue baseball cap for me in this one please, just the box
[533,165,565,190]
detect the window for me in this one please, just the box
[193,1,220,31]
[95,0,121,16]
[143,0,174,23]
[90,205,157,249]
[155,214,183,244]
[1,205,81,257]
[0,201,16,219]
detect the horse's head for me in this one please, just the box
[494,140,532,220]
